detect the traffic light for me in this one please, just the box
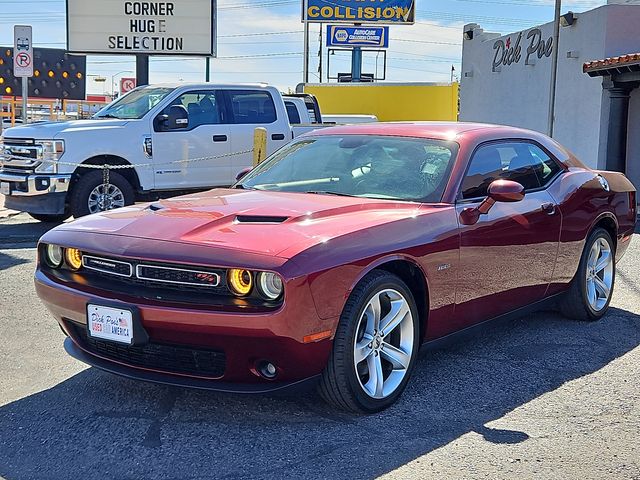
[0,47,86,100]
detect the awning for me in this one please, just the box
[583,53,640,77]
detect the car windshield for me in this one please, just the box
[94,87,174,120]
[239,135,458,203]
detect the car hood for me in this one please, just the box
[3,119,130,139]
[55,189,423,259]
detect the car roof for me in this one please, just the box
[307,122,539,142]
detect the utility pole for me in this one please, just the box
[206,57,211,82]
[548,0,561,137]
[318,25,323,83]
[303,0,310,83]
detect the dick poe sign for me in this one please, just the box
[303,0,414,24]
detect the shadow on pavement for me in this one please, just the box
[0,307,639,479]
[0,216,63,248]
[0,251,31,270]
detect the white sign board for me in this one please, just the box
[66,0,216,56]
[13,25,33,77]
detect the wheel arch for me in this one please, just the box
[71,155,141,192]
[349,255,429,343]
[590,212,618,251]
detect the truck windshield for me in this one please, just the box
[94,87,174,120]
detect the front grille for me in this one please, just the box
[136,264,221,288]
[1,138,40,174]
[79,255,230,297]
[83,255,133,277]
[68,321,226,378]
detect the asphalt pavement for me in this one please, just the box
[0,212,639,480]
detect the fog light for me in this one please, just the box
[227,269,253,296]
[65,247,82,271]
[257,360,277,379]
[45,244,63,268]
[256,272,283,300]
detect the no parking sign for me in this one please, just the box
[13,25,33,77]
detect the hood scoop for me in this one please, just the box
[234,215,289,224]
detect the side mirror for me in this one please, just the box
[487,179,525,203]
[160,105,189,130]
[235,167,253,182]
[460,179,524,225]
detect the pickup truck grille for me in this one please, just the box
[1,138,40,174]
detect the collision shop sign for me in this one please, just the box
[327,25,389,48]
[66,0,216,56]
[304,0,414,24]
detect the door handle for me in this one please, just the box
[212,135,228,142]
[271,133,285,141]
[541,202,556,215]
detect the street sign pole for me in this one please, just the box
[14,25,33,124]
[351,47,362,82]
[21,80,28,124]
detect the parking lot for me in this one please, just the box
[0,212,639,480]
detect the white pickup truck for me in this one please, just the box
[0,83,323,222]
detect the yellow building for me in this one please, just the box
[301,82,459,122]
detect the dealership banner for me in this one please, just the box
[304,0,414,24]
[327,25,389,48]
[66,0,217,56]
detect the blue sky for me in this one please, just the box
[0,0,606,93]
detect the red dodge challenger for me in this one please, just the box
[35,123,637,413]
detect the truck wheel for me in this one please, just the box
[28,212,71,223]
[69,170,135,218]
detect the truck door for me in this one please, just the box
[151,90,232,190]
[222,89,290,178]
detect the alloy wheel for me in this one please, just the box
[353,288,414,399]
[87,184,125,214]
[585,237,614,312]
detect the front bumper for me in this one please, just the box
[1,171,71,214]
[0,171,71,196]
[35,269,337,390]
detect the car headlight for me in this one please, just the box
[227,269,253,296]
[35,139,64,173]
[256,272,283,300]
[65,247,83,271]
[44,244,64,268]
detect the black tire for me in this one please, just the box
[28,212,70,223]
[69,170,135,218]
[558,228,615,321]
[318,270,420,413]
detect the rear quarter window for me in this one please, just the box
[228,90,277,125]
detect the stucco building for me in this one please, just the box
[459,1,640,189]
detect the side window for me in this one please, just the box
[525,143,562,186]
[285,101,301,124]
[168,91,222,129]
[461,142,562,199]
[228,90,277,124]
[461,144,504,199]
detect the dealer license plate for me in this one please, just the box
[0,182,10,196]
[87,304,133,345]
